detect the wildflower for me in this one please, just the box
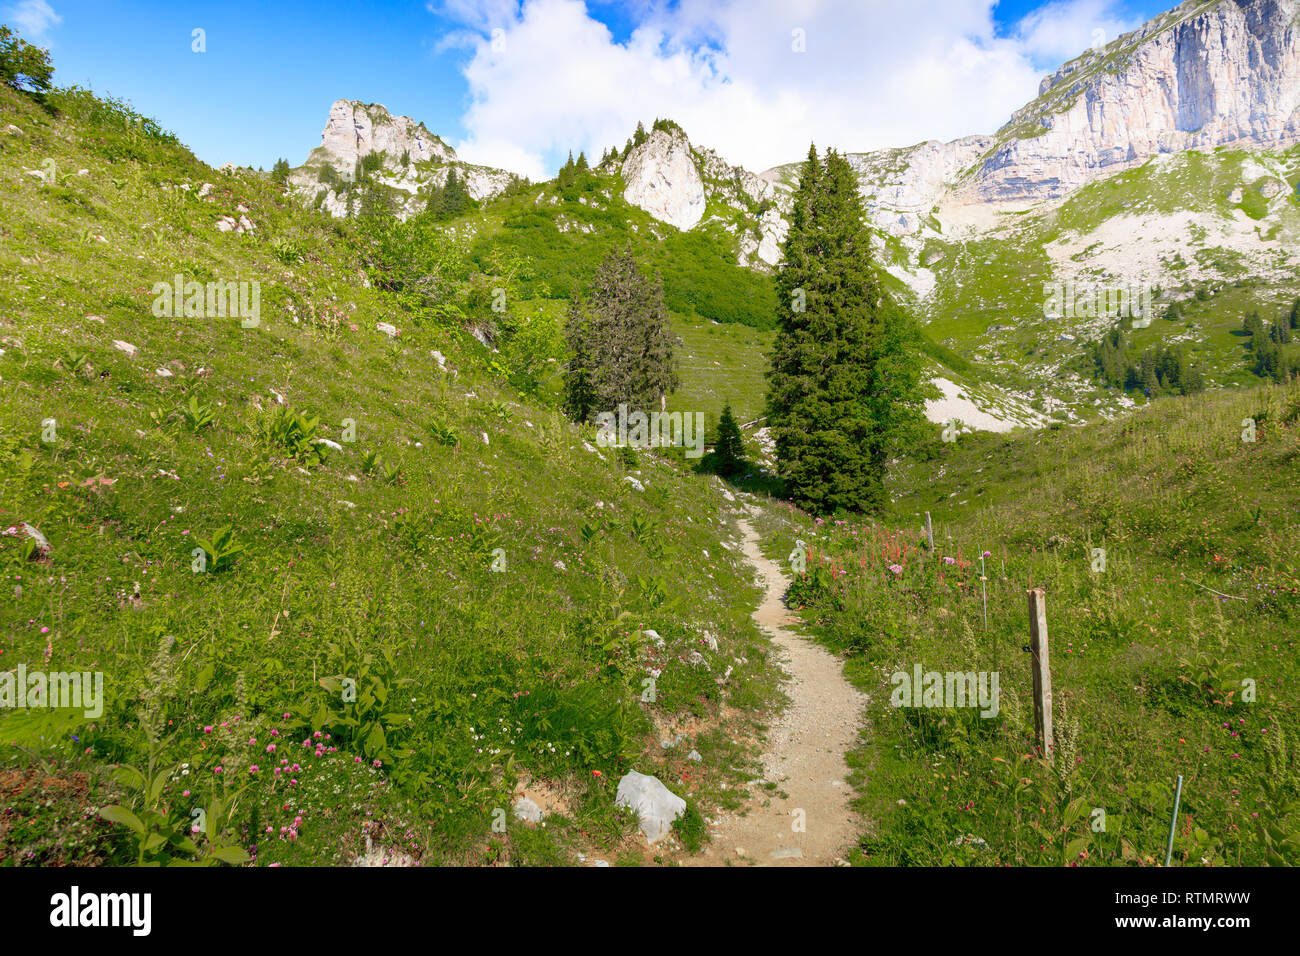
[888,564,903,575]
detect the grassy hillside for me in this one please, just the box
[755,380,1300,865]
[916,147,1300,409]
[0,84,783,866]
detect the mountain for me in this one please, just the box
[758,0,1300,428]
[282,0,1300,432]
[769,0,1300,231]
[287,99,522,219]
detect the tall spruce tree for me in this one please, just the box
[767,145,929,513]
[564,244,679,422]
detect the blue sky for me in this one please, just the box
[6,0,1178,179]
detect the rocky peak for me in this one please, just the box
[618,125,791,268]
[317,99,456,172]
[621,127,707,230]
[289,99,518,221]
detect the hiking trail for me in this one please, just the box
[685,509,869,866]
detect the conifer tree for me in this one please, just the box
[766,145,928,513]
[714,404,746,476]
[1244,311,1265,339]
[564,244,679,422]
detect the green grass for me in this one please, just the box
[460,169,778,331]
[668,312,773,428]
[0,83,784,866]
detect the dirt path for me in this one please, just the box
[685,510,868,867]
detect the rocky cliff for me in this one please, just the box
[763,0,1300,234]
[289,99,519,220]
[619,126,791,268]
[973,0,1300,202]
[620,128,707,230]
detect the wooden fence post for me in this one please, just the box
[1027,588,1054,761]
[925,512,934,552]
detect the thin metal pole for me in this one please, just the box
[1164,775,1184,867]
[980,554,988,631]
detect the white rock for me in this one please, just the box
[622,128,706,231]
[112,340,138,356]
[314,438,343,451]
[154,368,172,377]
[431,350,447,369]
[215,216,237,232]
[615,771,686,845]
[13,523,51,556]
[512,796,543,825]
[376,322,399,337]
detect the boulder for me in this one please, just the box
[615,770,686,844]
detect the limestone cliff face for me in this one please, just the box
[318,99,456,169]
[621,128,707,230]
[289,100,517,220]
[618,127,791,268]
[846,136,995,233]
[762,0,1300,235]
[974,0,1300,202]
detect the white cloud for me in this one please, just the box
[441,0,1149,179]
[1013,0,1145,66]
[6,0,61,41]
